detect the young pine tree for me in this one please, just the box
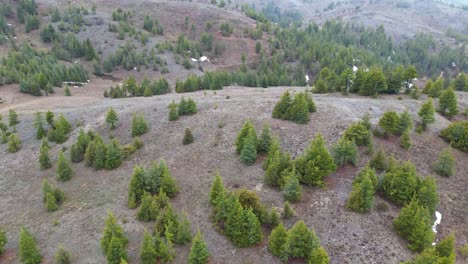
[106,107,119,129]
[8,108,19,127]
[282,169,302,203]
[183,128,194,145]
[56,151,72,181]
[57,114,72,134]
[210,172,226,206]
[286,221,320,260]
[54,245,71,264]
[416,177,439,215]
[289,93,310,124]
[438,87,458,118]
[46,111,55,128]
[347,174,375,213]
[168,101,179,121]
[268,223,288,261]
[101,211,128,255]
[107,235,127,264]
[175,212,192,245]
[33,112,47,139]
[432,147,456,177]
[105,139,123,170]
[64,86,71,96]
[400,130,412,149]
[257,123,272,154]
[378,111,400,137]
[369,148,388,171]
[272,91,292,119]
[240,133,257,165]
[235,120,256,154]
[8,134,21,153]
[310,247,330,264]
[189,230,209,264]
[283,201,295,219]
[140,230,157,264]
[131,113,149,137]
[19,227,43,264]
[418,99,435,131]
[331,138,358,167]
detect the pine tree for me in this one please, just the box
[45,192,58,212]
[46,111,55,128]
[268,223,288,261]
[107,236,127,264]
[210,172,226,206]
[264,151,282,187]
[273,91,293,119]
[347,174,375,213]
[286,221,320,260]
[398,110,413,134]
[369,148,388,171]
[159,160,179,198]
[418,99,435,131]
[288,92,310,124]
[33,112,46,139]
[189,230,209,264]
[240,133,257,165]
[57,114,72,134]
[56,151,72,181]
[64,86,71,96]
[175,212,192,245]
[84,140,97,167]
[400,130,412,149]
[379,111,400,137]
[393,199,434,252]
[237,208,263,247]
[137,192,154,222]
[140,231,157,264]
[309,247,330,264]
[94,141,107,170]
[295,133,336,186]
[54,245,71,264]
[19,227,42,264]
[8,133,21,153]
[282,169,302,203]
[105,139,123,170]
[0,228,6,254]
[428,77,443,98]
[382,161,420,205]
[416,176,439,215]
[432,147,456,177]
[283,201,295,219]
[257,123,272,154]
[168,101,179,121]
[438,87,458,118]
[331,138,358,167]
[434,233,456,260]
[422,80,433,94]
[131,113,149,137]
[106,107,119,129]
[101,211,128,255]
[235,120,256,154]
[183,128,194,145]
[128,166,145,208]
[8,108,19,127]
[404,66,417,93]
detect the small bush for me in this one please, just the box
[183,128,193,145]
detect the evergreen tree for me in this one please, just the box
[273,91,293,119]
[369,148,388,171]
[264,150,282,187]
[56,151,72,181]
[434,233,456,260]
[404,66,417,93]
[0,228,6,255]
[309,247,330,264]
[168,101,179,121]
[282,169,302,203]
[235,119,256,154]
[57,114,72,134]
[288,92,310,124]
[106,107,119,129]
[33,112,46,139]
[283,201,295,219]
[286,221,320,260]
[64,86,71,96]
[8,134,21,153]
[8,109,19,127]
[257,123,272,154]
[378,111,400,137]
[382,161,420,205]
[93,141,107,170]
[438,87,458,118]
[158,160,179,198]
[187,98,198,114]
[416,176,439,215]
[295,133,336,186]
[140,231,157,264]
[189,230,209,264]
[393,199,434,252]
[19,227,42,264]
[439,121,467,152]
[105,139,123,170]
[136,192,154,222]
[347,173,375,213]
[128,166,146,208]
[210,172,226,206]
[46,111,55,128]
[183,128,194,145]
[45,192,58,212]
[268,223,288,261]
[175,212,192,245]
[400,130,412,149]
[143,86,153,97]
[418,99,435,131]
[432,147,456,177]
[240,133,257,165]
[331,138,358,167]
[84,140,97,167]
[131,113,149,137]
[398,110,413,134]
[55,245,71,264]
[342,122,372,146]
[428,77,443,98]
[107,236,127,264]
[422,80,432,94]
[101,211,128,255]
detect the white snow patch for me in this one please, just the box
[191,58,198,62]
[305,74,309,82]
[353,65,358,72]
[200,56,209,62]
[432,211,442,233]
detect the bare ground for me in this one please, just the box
[0,83,467,264]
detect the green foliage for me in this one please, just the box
[283,201,295,219]
[210,172,226,206]
[178,97,198,115]
[107,235,127,264]
[428,77,443,98]
[398,110,413,134]
[369,148,388,171]
[418,99,435,131]
[175,212,192,245]
[25,14,40,32]
[400,130,412,149]
[140,230,157,264]
[286,220,320,260]
[226,206,263,247]
[168,101,179,121]
[54,245,71,264]
[268,223,288,261]
[33,112,46,139]
[19,227,42,264]
[331,138,358,167]
[189,230,209,264]
[8,109,19,127]
[42,179,65,212]
[295,133,336,186]
[309,247,330,264]
[64,86,71,96]
[282,169,302,202]
[235,119,257,154]
[378,111,400,137]
[257,123,272,154]
[272,91,314,124]
[183,128,194,145]
[382,161,420,206]
[8,133,21,153]
[240,133,257,165]
[56,151,72,181]
[106,107,119,129]
[105,139,123,169]
[403,233,456,264]
[438,87,458,118]
[100,211,128,256]
[393,199,434,252]
[432,147,456,177]
[264,146,291,187]
[347,169,375,213]
[131,113,149,137]
[342,121,371,146]
[359,67,387,96]
[439,121,467,152]
[220,23,233,36]
[416,177,439,215]
[0,228,7,255]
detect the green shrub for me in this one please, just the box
[432,147,456,177]
[439,121,467,152]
